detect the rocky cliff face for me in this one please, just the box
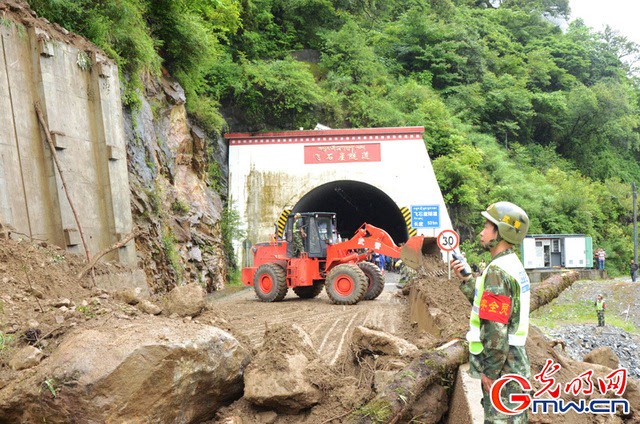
[123,71,230,293]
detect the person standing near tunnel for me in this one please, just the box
[452,202,531,424]
[292,213,306,257]
[595,295,606,327]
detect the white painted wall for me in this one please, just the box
[228,128,453,265]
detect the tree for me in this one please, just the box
[380,9,488,89]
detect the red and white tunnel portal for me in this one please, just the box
[227,126,453,267]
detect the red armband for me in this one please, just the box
[478,292,511,324]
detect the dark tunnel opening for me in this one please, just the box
[291,180,408,244]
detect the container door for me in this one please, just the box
[522,238,536,269]
[564,237,586,268]
[534,240,548,268]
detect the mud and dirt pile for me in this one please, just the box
[214,323,374,424]
[212,258,471,424]
[214,255,640,424]
[0,237,254,423]
[406,254,472,340]
[0,238,135,388]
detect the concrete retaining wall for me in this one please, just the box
[0,21,135,263]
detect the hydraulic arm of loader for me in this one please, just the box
[328,223,439,270]
[332,223,402,258]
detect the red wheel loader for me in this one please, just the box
[241,212,437,305]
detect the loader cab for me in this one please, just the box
[284,212,338,258]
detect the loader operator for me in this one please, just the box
[451,202,531,424]
[293,213,306,257]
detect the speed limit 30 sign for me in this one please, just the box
[437,229,459,251]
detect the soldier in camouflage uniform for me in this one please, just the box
[452,202,531,424]
[292,213,306,257]
[395,259,417,288]
[595,295,606,327]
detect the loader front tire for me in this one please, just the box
[254,263,288,302]
[325,264,367,305]
[358,261,385,300]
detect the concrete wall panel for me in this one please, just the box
[0,26,27,230]
[2,24,62,244]
[0,21,136,264]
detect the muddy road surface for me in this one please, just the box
[210,273,408,364]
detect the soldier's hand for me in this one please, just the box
[482,374,496,393]
[450,259,471,282]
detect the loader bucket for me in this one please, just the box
[400,236,439,270]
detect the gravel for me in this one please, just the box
[540,323,640,378]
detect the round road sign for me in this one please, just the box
[437,229,459,251]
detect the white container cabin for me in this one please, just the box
[520,234,593,270]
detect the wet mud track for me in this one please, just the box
[211,274,406,365]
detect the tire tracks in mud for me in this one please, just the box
[211,287,406,361]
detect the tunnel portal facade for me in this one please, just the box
[227,127,453,267]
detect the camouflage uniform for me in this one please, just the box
[460,247,530,424]
[293,218,304,257]
[595,298,606,327]
[398,263,417,285]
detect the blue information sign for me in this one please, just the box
[411,205,440,228]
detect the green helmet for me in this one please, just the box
[481,202,529,245]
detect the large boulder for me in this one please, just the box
[583,346,620,370]
[167,283,205,317]
[244,323,322,413]
[0,320,251,423]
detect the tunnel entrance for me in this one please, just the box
[291,180,408,244]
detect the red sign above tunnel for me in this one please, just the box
[304,143,381,164]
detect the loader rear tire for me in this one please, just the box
[254,263,288,302]
[325,264,367,305]
[358,261,385,300]
[293,282,324,299]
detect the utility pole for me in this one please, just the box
[634,182,638,264]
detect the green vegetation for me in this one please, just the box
[48,250,66,264]
[27,0,640,276]
[206,160,224,194]
[77,300,102,320]
[227,268,243,287]
[161,226,184,282]
[532,299,638,333]
[146,182,163,216]
[221,203,246,271]
[76,305,94,319]
[170,199,191,215]
[351,398,393,423]
[607,317,638,333]
[532,299,597,327]
[43,378,58,398]
[0,331,14,359]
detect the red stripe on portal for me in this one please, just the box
[226,126,425,146]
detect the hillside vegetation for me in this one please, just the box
[26,0,640,275]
